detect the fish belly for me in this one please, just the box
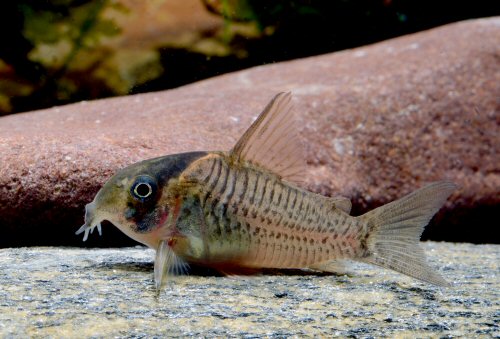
[192,154,368,269]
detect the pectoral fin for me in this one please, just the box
[154,240,188,293]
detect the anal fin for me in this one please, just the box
[214,264,263,276]
[309,260,348,275]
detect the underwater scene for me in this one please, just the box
[0,1,498,337]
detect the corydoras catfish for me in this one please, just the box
[77,92,455,291]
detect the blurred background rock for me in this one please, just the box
[0,0,497,115]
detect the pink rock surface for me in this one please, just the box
[1,18,498,246]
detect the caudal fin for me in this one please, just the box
[360,181,456,287]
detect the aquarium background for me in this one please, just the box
[0,0,498,115]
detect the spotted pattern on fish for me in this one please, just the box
[183,153,368,268]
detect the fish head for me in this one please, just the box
[76,151,208,248]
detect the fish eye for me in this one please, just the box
[135,183,152,197]
[131,175,157,201]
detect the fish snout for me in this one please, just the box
[84,200,97,225]
[75,200,103,241]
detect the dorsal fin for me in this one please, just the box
[331,196,352,214]
[230,92,306,184]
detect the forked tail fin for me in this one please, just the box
[359,181,456,286]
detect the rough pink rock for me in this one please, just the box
[0,18,498,246]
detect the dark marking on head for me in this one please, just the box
[122,152,208,188]
[125,179,161,232]
[117,152,208,233]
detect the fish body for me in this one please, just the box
[175,152,366,269]
[77,92,455,290]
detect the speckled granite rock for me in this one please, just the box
[0,243,498,337]
[0,18,499,246]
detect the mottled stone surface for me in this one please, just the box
[0,18,499,246]
[0,243,498,337]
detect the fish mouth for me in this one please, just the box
[75,200,103,241]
